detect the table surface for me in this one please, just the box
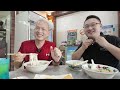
[9,65,120,79]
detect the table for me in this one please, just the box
[9,65,120,79]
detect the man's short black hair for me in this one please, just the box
[84,15,101,23]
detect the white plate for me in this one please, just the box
[67,66,82,71]
[12,76,29,79]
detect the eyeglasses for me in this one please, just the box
[34,28,48,32]
[83,23,100,29]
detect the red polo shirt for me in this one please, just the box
[18,40,56,62]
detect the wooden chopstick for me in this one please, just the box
[6,53,30,56]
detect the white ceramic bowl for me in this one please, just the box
[66,60,88,71]
[82,64,119,79]
[23,60,51,73]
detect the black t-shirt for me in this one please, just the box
[75,33,120,68]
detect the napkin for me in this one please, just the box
[34,74,73,79]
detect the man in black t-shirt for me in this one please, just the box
[72,15,120,70]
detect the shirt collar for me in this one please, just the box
[100,32,105,37]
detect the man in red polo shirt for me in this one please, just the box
[12,19,62,68]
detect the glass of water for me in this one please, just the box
[0,58,10,79]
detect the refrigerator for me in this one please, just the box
[14,11,53,53]
[65,46,78,61]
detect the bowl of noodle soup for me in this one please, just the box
[23,60,51,73]
[66,60,88,71]
[82,63,119,79]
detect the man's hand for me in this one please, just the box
[82,39,94,50]
[92,34,109,48]
[50,46,62,63]
[12,52,26,62]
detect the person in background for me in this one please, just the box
[72,15,120,70]
[12,19,62,68]
[0,20,4,29]
[0,20,7,58]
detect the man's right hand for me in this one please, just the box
[12,52,26,62]
[81,39,94,50]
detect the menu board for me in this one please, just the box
[102,25,114,35]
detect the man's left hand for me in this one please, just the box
[50,46,62,63]
[93,35,109,48]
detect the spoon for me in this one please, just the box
[91,59,95,65]
[91,59,97,70]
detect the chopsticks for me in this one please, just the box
[6,53,30,56]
